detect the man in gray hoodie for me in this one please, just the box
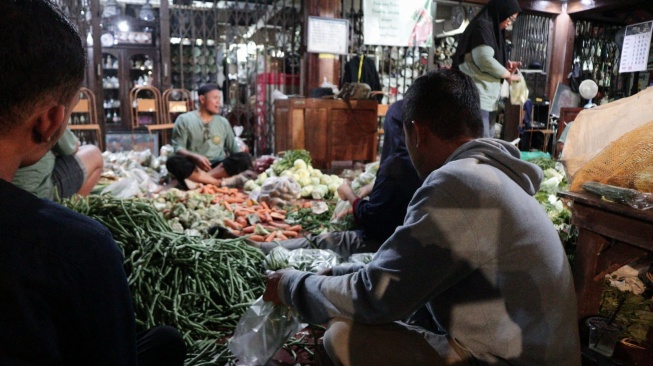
[264,70,580,365]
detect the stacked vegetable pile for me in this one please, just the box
[528,157,578,260]
[63,195,265,365]
[245,150,344,200]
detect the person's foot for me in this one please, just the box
[184,178,198,190]
[241,170,258,179]
[221,174,248,188]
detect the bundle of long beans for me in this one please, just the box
[63,195,265,365]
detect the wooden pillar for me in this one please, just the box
[303,0,342,95]
[546,5,575,104]
[159,0,171,90]
[90,0,104,133]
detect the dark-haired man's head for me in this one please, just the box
[0,0,86,134]
[198,84,222,115]
[0,0,86,175]
[402,70,483,178]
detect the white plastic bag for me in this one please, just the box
[228,296,305,366]
[257,176,301,208]
[510,70,529,105]
[500,79,510,99]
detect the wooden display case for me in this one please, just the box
[97,47,159,132]
[559,191,653,320]
[558,191,653,363]
[274,98,379,169]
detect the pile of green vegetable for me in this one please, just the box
[152,188,232,238]
[63,195,265,365]
[285,205,334,235]
[245,150,344,200]
[528,157,578,261]
[599,281,653,345]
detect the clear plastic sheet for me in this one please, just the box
[228,297,305,366]
[263,246,341,273]
[582,181,653,210]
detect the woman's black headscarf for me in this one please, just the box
[452,0,521,69]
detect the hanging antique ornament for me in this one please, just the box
[139,0,156,22]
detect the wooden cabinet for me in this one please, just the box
[559,191,653,321]
[274,99,379,169]
[97,47,159,131]
[559,191,653,364]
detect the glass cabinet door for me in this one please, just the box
[129,53,155,89]
[129,53,158,128]
[102,52,121,126]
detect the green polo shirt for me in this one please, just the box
[12,128,78,199]
[171,111,240,162]
[459,45,509,112]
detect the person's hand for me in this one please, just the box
[504,69,521,84]
[263,270,288,305]
[193,154,212,172]
[357,183,374,198]
[335,206,353,219]
[316,267,333,276]
[506,60,522,73]
[337,180,355,201]
[508,73,522,83]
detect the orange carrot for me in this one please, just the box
[224,197,246,204]
[242,225,256,234]
[270,212,286,221]
[260,201,270,210]
[282,230,299,238]
[287,225,302,232]
[269,222,290,230]
[236,216,248,226]
[223,219,242,230]
[264,231,277,242]
[277,234,288,240]
[223,201,233,212]
[249,234,265,242]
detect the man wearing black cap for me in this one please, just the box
[166,84,252,188]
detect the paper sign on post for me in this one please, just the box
[363,0,432,47]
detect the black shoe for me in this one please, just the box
[207,225,239,239]
[174,179,188,190]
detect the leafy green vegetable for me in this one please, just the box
[599,281,653,345]
[272,150,312,176]
[528,157,578,262]
[62,195,265,366]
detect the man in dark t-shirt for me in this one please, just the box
[0,1,184,364]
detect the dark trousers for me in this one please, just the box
[137,325,186,366]
[166,155,221,181]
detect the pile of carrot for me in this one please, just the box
[195,184,249,205]
[193,184,303,242]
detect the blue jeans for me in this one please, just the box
[481,110,498,138]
